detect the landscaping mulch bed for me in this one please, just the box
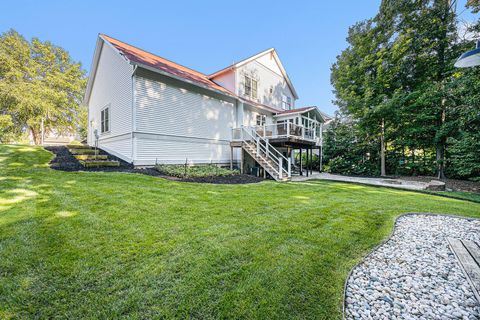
[45,146,263,184]
[398,176,480,193]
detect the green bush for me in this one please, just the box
[155,164,239,178]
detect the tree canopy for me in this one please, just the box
[0,29,87,144]
[328,0,480,181]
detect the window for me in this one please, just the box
[101,107,109,133]
[281,95,292,110]
[256,114,266,126]
[252,79,258,99]
[244,75,251,97]
[244,75,258,99]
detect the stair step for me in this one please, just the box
[242,143,289,182]
[67,144,91,149]
[74,154,108,161]
[69,148,100,155]
[79,160,120,168]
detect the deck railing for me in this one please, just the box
[235,126,290,179]
[232,123,320,146]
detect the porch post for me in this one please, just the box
[300,148,303,176]
[310,148,313,175]
[279,157,283,179]
[319,146,322,172]
[230,146,233,170]
[240,149,244,174]
[288,158,291,178]
[306,147,309,177]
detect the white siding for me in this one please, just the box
[236,60,295,111]
[98,134,133,163]
[87,41,133,162]
[243,105,273,127]
[210,70,235,93]
[134,75,236,165]
[256,53,283,77]
[135,135,232,165]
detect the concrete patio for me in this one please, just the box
[291,172,445,191]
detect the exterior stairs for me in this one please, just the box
[67,144,120,168]
[242,142,290,182]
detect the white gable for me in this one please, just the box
[256,52,283,77]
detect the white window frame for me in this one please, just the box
[100,105,110,134]
[244,75,258,99]
[256,114,266,126]
[282,95,292,110]
[251,79,258,99]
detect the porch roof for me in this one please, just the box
[274,106,326,122]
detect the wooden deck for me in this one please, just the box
[268,136,318,148]
[447,237,480,302]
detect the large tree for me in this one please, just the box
[331,4,402,176]
[0,29,87,144]
[330,0,469,179]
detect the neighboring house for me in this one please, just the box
[30,129,79,146]
[85,34,328,181]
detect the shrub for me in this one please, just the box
[155,164,239,178]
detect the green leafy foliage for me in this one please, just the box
[156,164,239,178]
[328,1,480,181]
[0,29,87,143]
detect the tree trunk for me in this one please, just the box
[380,118,386,176]
[411,148,416,175]
[30,126,41,145]
[435,1,450,180]
[436,101,447,180]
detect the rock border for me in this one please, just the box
[342,212,480,320]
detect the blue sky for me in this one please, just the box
[1,0,475,115]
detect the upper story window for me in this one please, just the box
[256,114,266,126]
[244,75,257,99]
[282,95,292,110]
[101,107,110,133]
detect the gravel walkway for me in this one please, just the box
[345,214,480,320]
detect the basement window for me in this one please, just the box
[101,107,110,133]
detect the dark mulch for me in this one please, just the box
[45,146,263,184]
[397,175,480,193]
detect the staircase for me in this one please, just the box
[67,144,120,168]
[238,127,291,182]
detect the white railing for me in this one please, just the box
[237,126,290,179]
[234,123,319,145]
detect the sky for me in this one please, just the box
[1,0,475,116]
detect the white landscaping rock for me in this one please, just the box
[344,214,480,320]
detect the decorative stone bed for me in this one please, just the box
[344,214,480,320]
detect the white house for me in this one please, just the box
[85,34,327,181]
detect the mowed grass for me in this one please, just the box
[0,145,479,319]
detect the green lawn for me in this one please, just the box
[431,191,480,203]
[1,145,479,319]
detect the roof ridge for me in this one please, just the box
[208,47,275,78]
[100,34,209,78]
